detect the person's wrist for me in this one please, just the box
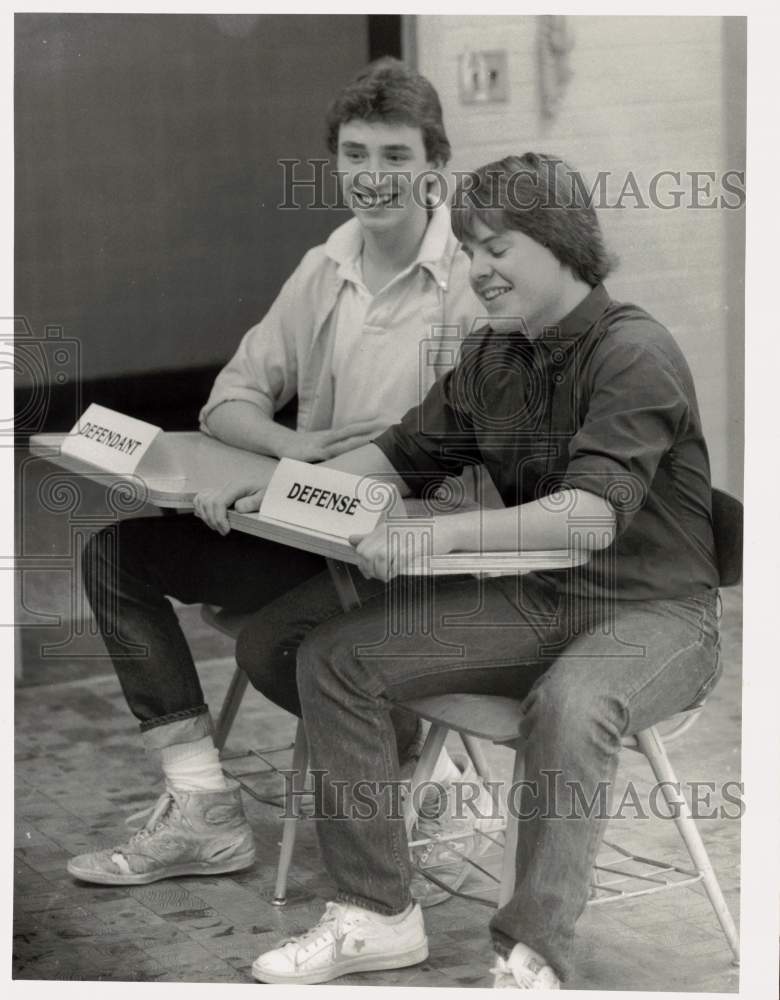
[267,424,296,459]
[435,513,472,555]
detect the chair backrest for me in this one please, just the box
[711,488,743,587]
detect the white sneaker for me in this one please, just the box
[410,753,502,907]
[251,900,429,984]
[491,943,560,989]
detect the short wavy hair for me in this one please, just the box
[451,153,617,286]
[325,57,451,166]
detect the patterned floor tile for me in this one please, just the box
[13,585,743,989]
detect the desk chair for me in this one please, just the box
[200,606,254,752]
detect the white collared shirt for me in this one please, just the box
[200,204,483,437]
[328,206,456,430]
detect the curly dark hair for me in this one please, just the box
[451,153,618,286]
[325,57,451,166]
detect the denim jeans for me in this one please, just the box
[280,571,720,982]
[235,568,387,716]
[81,515,420,752]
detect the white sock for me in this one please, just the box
[160,736,227,792]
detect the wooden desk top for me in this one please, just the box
[30,430,588,576]
[29,431,276,508]
[228,507,585,575]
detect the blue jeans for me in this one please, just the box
[80,516,418,753]
[235,568,387,716]
[278,572,720,982]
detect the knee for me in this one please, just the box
[236,615,276,678]
[296,629,334,704]
[296,625,362,711]
[236,615,294,693]
[526,673,627,754]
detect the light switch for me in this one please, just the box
[458,50,509,104]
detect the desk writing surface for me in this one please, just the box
[29,431,588,576]
[29,431,277,507]
[227,509,587,576]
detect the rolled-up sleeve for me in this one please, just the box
[374,359,483,495]
[559,337,689,535]
[199,268,301,433]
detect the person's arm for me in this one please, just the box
[439,489,615,552]
[324,443,411,495]
[225,341,484,518]
[350,488,615,582]
[352,323,690,583]
[199,249,385,461]
[223,442,410,521]
[205,401,385,463]
[193,436,394,533]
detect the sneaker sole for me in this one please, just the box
[252,941,430,985]
[66,850,256,886]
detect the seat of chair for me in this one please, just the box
[200,604,255,640]
[402,692,706,750]
[402,694,526,744]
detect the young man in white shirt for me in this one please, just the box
[68,59,483,895]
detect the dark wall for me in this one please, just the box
[15,13,369,396]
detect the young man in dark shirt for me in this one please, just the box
[244,153,721,988]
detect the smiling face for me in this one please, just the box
[462,218,571,336]
[337,120,436,237]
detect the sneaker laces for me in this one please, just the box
[115,788,182,850]
[277,901,349,956]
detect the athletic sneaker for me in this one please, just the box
[251,900,429,984]
[66,780,255,885]
[491,943,561,990]
[410,754,495,907]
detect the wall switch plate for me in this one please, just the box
[458,49,509,104]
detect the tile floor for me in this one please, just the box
[14,585,742,989]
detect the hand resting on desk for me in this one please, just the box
[271,420,388,463]
[205,400,386,464]
[349,518,460,583]
[193,480,267,535]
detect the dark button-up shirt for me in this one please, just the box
[375,283,718,600]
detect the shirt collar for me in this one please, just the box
[414,203,456,287]
[324,203,457,289]
[537,283,612,351]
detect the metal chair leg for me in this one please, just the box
[460,733,492,782]
[636,726,740,962]
[498,748,525,908]
[214,665,250,753]
[405,723,449,838]
[273,720,309,906]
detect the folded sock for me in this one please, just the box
[160,736,226,792]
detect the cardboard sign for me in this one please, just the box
[259,458,398,541]
[61,404,161,475]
